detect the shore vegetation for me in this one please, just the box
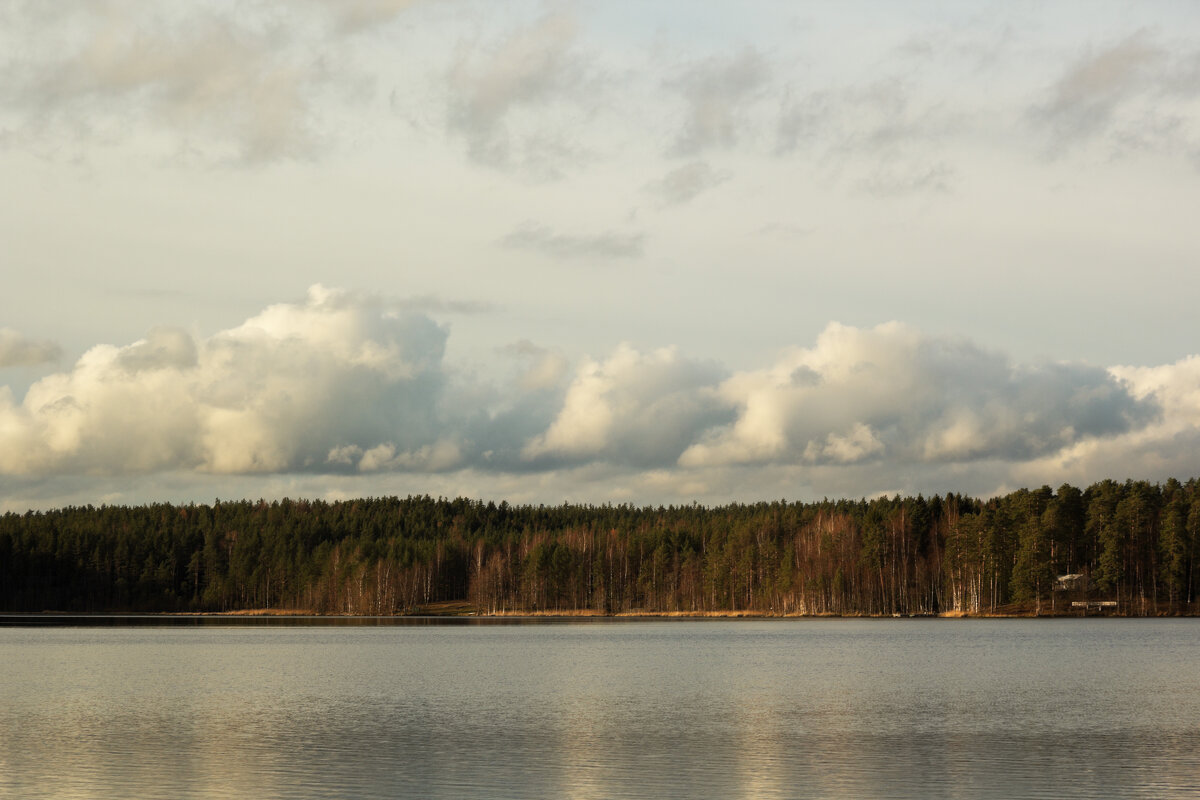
[3,479,1198,616]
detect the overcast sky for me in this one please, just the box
[2,0,1200,511]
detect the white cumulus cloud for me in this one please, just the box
[2,299,1197,507]
[0,286,451,476]
[680,322,1155,469]
[523,344,730,468]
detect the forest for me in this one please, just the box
[2,478,1198,616]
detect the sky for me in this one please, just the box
[2,0,1200,512]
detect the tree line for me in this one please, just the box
[2,478,1198,615]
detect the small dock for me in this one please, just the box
[1071,601,1118,613]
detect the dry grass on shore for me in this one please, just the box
[143,599,1194,618]
[169,608,315,616]
[485,608,888,618]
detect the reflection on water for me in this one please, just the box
[2,619,1198,799]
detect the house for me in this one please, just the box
[1054,573,1088,592]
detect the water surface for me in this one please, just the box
[2,618,1197,799]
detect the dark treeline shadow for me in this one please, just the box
[2,479,1197,616]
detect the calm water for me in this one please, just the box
[1,618,1198,799]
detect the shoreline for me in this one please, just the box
[5,606,1195,619]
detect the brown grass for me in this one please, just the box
[154,599,1197,619]
[168,608,315,616]
[487,608,876,618]
[412,600,477,616]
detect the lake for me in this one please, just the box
[1,617,1197,799]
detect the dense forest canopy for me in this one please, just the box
[3,478,1198,615]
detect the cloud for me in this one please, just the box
[858,161,954,196]
[1030,355,1200,483]
[2,297,1197,507]
[0,0,431,162]
[776,88,831,155]
[0,329,62,367]
[1114,356,1200,428]
[803,423,885,465]
[523,344,731,468]
[446,12,585,170]
[645,160,730,206]
[774,77,962,194]
[115,327,198,372]
[1028,30,1200,159]
[1032,31,1163,146]
[680,322,1156,469]
[502,224,645,260]
[0,286,452,476]
[306,0,422,34]
[1,4,330,162]
[331,439,463,472]
[778,78,946,156]
[671,48,769,154]
[501,339,569,393]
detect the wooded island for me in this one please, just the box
[3,478,1197,616]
